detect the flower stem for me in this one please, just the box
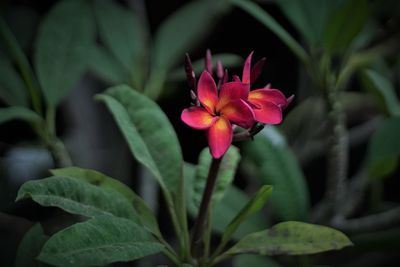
[190,156,223,257]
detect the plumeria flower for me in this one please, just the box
[181,71,254,158]
[241,52,293,125]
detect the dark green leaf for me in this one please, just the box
[189,146,240,214]
[88,45,129,84]
[16,176,137,220]
[93,0,148,89]
[367,117,400,179]
[225,221,353,256]
[233,254,283,267]
[50,167,161,237]
[0,55,28,106]
[34,0,95,106]
[96,85,183,204]
[324,0,368,53]
[244,127,310,221]
[0,106,42,125]
[220,185,273,246]
[362,69,400,117]
[15,223,49,267]
[38,216,164,267]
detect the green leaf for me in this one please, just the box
[93,0,148,89]
[153,0,230,70]
[96,85,183,203]
[212,186,266,239]
[220,185,272,247]
[0,106,42,125]
[243,127,310,221]
[231,0,308,63]
[168,53,243,81]
[16,176,137,220]
[87,45,129,85]
[15,223,49,267]
[362,69,400,117]
[324,0,368,53]
[234,254,283,267]
[367,117,400,180]
[34,0,95,106]
[50,167,162,238]
[38,216,164,267]
[276,0,346,47]
[225,221,353,256]
[0,56,28,106]
[189,146,240,215]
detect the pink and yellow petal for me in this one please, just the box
[181,107,216,130]
[217,82,250,111]
[220,99,255,129]
[249,99,283,125]
[197,71,218,114]
[206,116,232,159]
[248,89,287,107]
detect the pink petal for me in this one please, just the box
[217,60,224,80]
[242,51,254,84]
[250,57,266,85]
[205,49,213,75]
[197,71,218,114]
[181,107,216,129]
[220,99,255,129]
[248,89,287,107]
[217,82,250,111]
[249,99,283,124]
[206,116,232,159]
[232,75,241,82]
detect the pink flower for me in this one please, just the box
[241,52,293,125]
[181,71,254,158]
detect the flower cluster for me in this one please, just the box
[182,51,292,158]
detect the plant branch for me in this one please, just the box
[233,123,264,142]
[191,156,223,257]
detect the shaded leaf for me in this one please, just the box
[34,0,95,105]
[38,216,164,267]
[367,117,400,180]
[324,0,368,53]
[50,167,161,238]
[189,146,240,214]
[16,176,137,220]
[93,0,147,89]
[234,254,283,267]
[0,56,28,106]
[96,85,183,205]
[362,69,400,117]
[226,221,353,256]
[15,223,49,267]
[243,127,310,221]
[0,106,42,125]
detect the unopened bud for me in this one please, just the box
[185,53,196,91]
[216,60,224,80]
[205,49,213,75]
[250,57,266,85]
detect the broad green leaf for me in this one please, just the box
[189,146,240,214]
[0,106,42,125]
[220,185,272,246]
[362,69,400,117]
[15,223,49,267]
[234,254,283,267]
[16,176,137,220]
[50,167,161,238]
[212,186,266,239]
[275,0,340,46]
[0,56,28,106]
[96,85,183,203]
[367,117,400,180]
[168,53,243,81]
[225,221,353,256]
[93,0,147,89]
[88,45,129,84]
[153,0,230,70]
[34,0,95,106]
[323,0,368,53]
[243,127,310,221]
[231,0,308,63]
[38,216,164,267]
